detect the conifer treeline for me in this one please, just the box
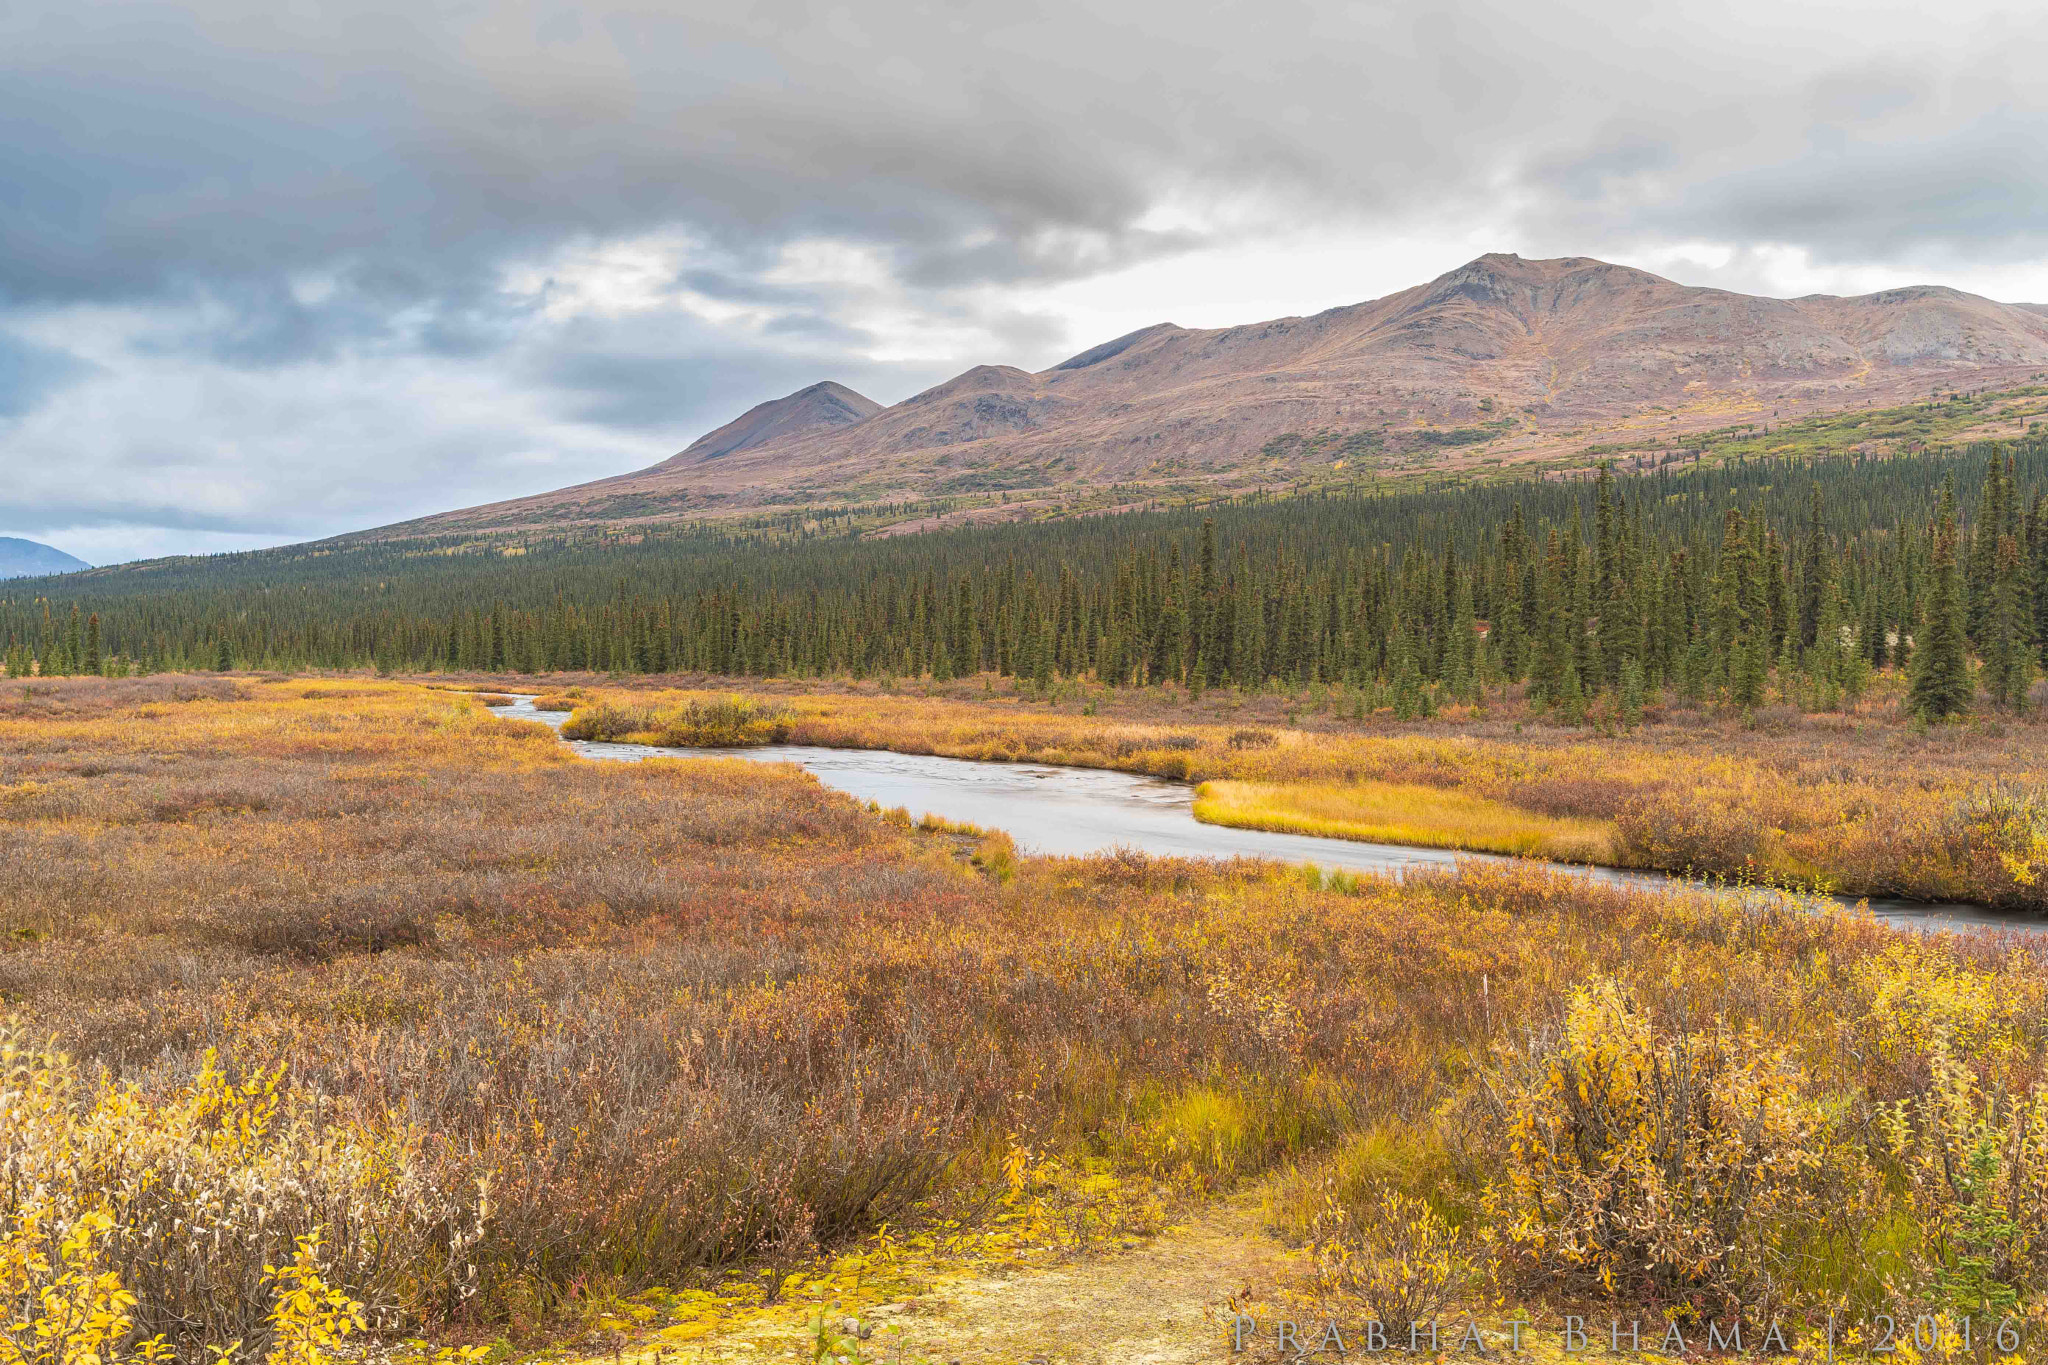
[9,440,2048,719]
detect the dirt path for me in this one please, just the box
[609,1196,1304,1365]
[863,1197,1297,1365]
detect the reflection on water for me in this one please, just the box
[490,695,2037,936]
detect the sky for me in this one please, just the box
[5,0,2048,565]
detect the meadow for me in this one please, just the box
[3,674,2046,1363]
[527,670,2048,908]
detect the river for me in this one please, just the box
[489,694,2036,936]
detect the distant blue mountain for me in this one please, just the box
[0,537,89,579]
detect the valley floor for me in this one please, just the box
[1,675,2042,1365]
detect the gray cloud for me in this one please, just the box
[0,332,96,416]
[3,0,2047,560]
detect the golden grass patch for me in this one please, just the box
[1193,777,1614,862]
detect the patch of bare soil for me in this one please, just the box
[866,1198,1294,1365]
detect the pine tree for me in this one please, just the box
[1910,487,1973,721]
[84,613,102,676]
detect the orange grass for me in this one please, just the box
[5,675,2048,1352]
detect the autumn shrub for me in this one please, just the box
[1481,981,1872,1314]
[0,1027,455,1358]
[558,702,657,740]
[1880,1041,2048,1313]
[1937,783,2048,912]
[1611,787,1769,879]
[1311,1183,1468,1327]
[528,688,587,711]
[646,696,793,747]
[17,676,2048,1346]
[1502,773,1639,821]
[228,893,437,959]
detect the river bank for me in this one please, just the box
[486,692,2028,934]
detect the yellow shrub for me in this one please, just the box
[0,1027,454,1356]
[1485,981,1869,1309]
[1311,1183,1466,1326]
[1859,942,2026,1064]
[1879,1040,2048,1310]
[0,1206,154,1365]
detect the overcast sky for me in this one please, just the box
[5,0,2048,564]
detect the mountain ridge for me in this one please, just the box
[398,253,2048,537]
[0,537,90,579]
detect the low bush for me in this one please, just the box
[0,1028,455,1356]
[529,688,588,711]
[1611,787,1769,879]
[559,702,657,740]
[1481,981,1873,1314]
[646,696,793,747]
[1312,1183,1469,1327]
[1938,782,2048,912]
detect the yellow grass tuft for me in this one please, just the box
[1193,778,1615,862]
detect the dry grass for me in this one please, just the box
[1193,777,1614,861]
[8,675,2048,1357]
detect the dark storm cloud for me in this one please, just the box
[3,0,2047,561]
[9,0,2048,305]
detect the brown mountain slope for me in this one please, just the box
[409,254,2048,535]
[655,380,881,467]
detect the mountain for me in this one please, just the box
[654,380,882,467]
[404,254,2048,536]
[0,537,88,579]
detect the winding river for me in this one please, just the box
[491,694,2035,936]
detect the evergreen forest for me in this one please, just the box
[11,439,2048,722]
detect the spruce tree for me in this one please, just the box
[1910,487,1973,721]
[2031,493,2048,670]
[61,606,83,677]
[1984,534,2033,709]
[1968,450,2008,644]
[1797,484,1827,649]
